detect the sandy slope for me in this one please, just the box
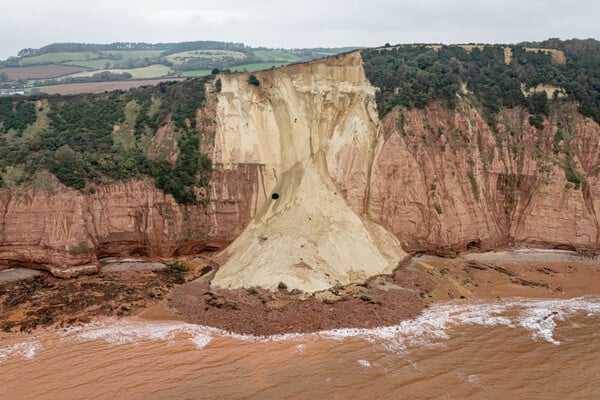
[211,53,406,292]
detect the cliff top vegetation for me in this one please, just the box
[361,38,600,126]
[0,77,212,203]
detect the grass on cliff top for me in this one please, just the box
[230,62,288,72]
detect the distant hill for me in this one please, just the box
[0,41,357,94]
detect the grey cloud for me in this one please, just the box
[0,0,598,59]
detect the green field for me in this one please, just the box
[20,51,100,66]
[62,50,164,69]
[253,50,303,63]
[167,50,247,65]
[62,59,116,69]
[64,64,172,79]
[179,70,213,78]
[230,62,288,72]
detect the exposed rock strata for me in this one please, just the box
[0,176,257,275]
[370,103,600,253]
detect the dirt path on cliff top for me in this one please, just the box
[1,251,599,337]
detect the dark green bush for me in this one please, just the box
[50,145,87,189]
[0,98,37,134]
[167,260,189,272]
[248,74,260,86]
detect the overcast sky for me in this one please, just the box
[1,0,598,59]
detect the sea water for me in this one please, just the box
[1,297,599,399]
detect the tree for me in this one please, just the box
[50,145,87,189]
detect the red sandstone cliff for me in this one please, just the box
[0,170,260,276]
[370,102,600,253]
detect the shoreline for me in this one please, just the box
[1,250,599,337]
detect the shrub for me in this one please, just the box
[248,74,260,86]
[529,114,544,129]
[563,158,585,189]
[467,170,480,201]
[50,145,87,190]
[168,260,189,272]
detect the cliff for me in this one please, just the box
[1,44,600,292]
[210,53,405,292]
[0,176,257,277]
[370,102,600,253]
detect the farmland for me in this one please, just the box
[62,50,164,69]
[253,50,304,62]
[0,41,356,94]
[39,79,184,95]
[65,64,172,79]
[166,50,247,65]
[19,51,99,66]
[0,65,88,80]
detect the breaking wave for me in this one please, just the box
[320,297,600,350]
[61,320,213,349]
[0,340,42,363]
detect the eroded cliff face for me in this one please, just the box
[370,102,600,253]
[1,51,600,287]
[0,173,258,277]
[211,53,406,292]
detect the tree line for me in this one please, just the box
[361,39,600,127]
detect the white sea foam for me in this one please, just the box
[514,298,600,345]
[357,359,371,368]
[318,297,600,349]
[0,340,42,363]
[295,344,306,353]
[62,319,212,349]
